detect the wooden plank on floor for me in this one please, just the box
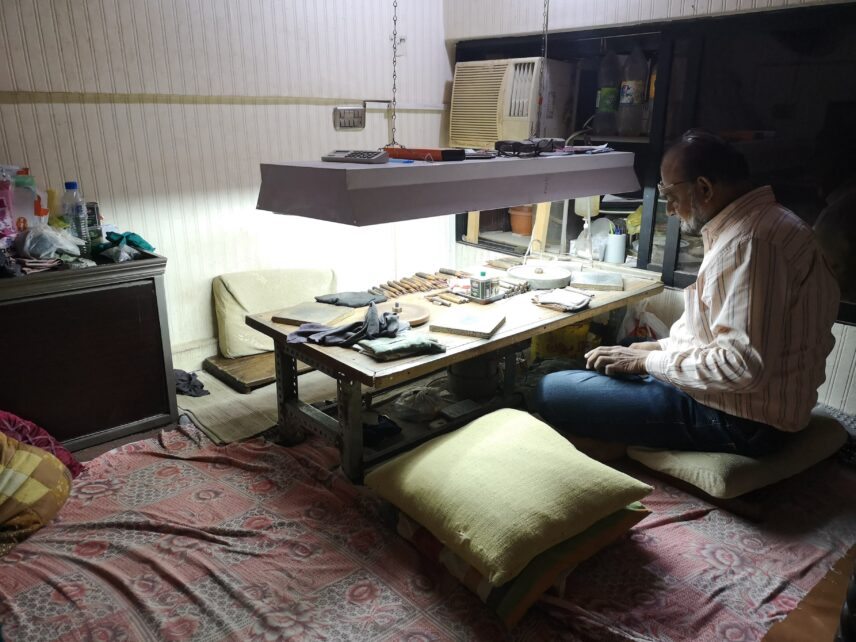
[203,352,311,394]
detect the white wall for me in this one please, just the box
[1,0,453,369]
[443,0,852,41]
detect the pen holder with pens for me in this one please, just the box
[604,232,627,264]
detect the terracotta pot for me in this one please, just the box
[509,205,533,235]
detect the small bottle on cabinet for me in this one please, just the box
[62,181,91,257]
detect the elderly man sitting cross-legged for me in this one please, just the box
[535,130,840,457]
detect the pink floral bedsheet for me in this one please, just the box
[1,423,854,641]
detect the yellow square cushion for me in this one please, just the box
[627,408,847,499]
[365,409,652,586]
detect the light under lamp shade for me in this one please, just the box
[256,152,640,226]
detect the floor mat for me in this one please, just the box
[176,371,278,444]
[2,422,856,641]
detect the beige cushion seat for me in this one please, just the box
[213,268,337,359]
[627,407,848,499]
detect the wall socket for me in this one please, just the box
[333,105,366,130]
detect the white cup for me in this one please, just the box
[604,234,627,264]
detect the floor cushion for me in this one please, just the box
[364,408,652,586]
[0,433,71,556]
[627,408,848,499]
[0,410,83,478]
[396,502,650,628]
[213,268,336,358]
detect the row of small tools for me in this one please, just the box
[368,270,529,307]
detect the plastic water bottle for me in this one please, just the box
[617,46,648,137]
[593,50,621,136]
[62,181,91,257]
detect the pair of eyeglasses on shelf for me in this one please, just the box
[494,138,555,157]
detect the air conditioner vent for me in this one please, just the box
[449,61,508,148]
[508,61,536,117]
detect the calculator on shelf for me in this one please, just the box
[321,150,389,164]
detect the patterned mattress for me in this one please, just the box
[1,423,855,641]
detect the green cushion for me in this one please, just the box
[627,408,847,499]
[397,503,650,628]
[364,408,652,586]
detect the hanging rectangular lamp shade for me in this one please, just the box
[256,152,640,226]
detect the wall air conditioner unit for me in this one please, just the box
[449,57,577,149]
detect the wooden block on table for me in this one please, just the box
[271,301,355,327]
[569,271,624,291]
[429,310,506,338]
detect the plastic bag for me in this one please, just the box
[391,385,454,422]
[14,225,82,259]
[99,243,140,263]
[618,299,670,343]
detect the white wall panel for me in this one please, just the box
[444,0,852,41]
[1,0,452,370]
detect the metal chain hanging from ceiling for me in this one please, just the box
[533,0,550,138]
[386,0,403,148]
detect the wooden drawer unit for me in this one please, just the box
[0,253,178,450]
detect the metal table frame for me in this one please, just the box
[248,274,663,482]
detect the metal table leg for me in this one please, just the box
[274,340,305,445]
[338,377,364,483]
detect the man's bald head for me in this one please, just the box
[663,130,751,186]
[659,130,753,235]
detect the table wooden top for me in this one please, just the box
[246,275,664,389]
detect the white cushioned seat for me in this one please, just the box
[213,268,336,358]
[627,408,847,499]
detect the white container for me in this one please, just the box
[62,181,91,257]
[604,233,628,264]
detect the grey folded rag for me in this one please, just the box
[357,335,446,362]
[287,301,408,347]
[315,291,387,307]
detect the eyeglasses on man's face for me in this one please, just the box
[657,179,690,199]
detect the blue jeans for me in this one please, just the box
[534,370,786,457]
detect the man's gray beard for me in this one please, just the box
[680,195,707,236]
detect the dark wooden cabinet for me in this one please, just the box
[0,253,178,450]
[453,3,856,324]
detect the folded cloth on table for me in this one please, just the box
[532,288,592,312]
[356,335,446,362]
[287,302,407,347]
[315,291,387,307]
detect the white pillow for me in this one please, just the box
[213,268,336,358]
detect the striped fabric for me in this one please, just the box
[396,503,650,628]
[646,186,840,432]
[0,433,71,556]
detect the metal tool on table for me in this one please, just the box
[425,295,451,307]
[438,267,473,278]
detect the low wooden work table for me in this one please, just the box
[246,273,663,482]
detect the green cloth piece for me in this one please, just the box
[106,231,155,252]
[357,335,446,362]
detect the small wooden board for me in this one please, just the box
[202,352,312,394]
[429,310,506,338]
[570,271,624,291]
[375,301,431,327]
[272,301,355,327]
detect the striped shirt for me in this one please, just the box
[645,186,840,432]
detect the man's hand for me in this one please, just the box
[584,345,655,376]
